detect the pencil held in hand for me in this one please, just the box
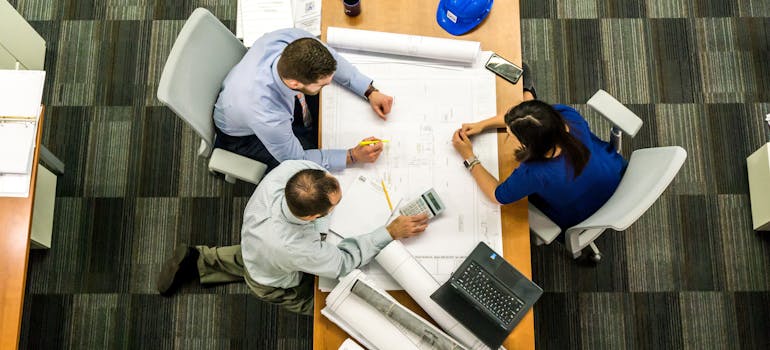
[359,139,390,146]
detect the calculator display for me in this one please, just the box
[426,192,442,211]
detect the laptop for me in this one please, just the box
[430,242,543,349]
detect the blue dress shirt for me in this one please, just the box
[494,104,627,231]
[213,28,373,171]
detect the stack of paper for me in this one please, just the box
[237,0,321,47]
[0,69,45,197]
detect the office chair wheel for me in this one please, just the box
[589,252,602,263]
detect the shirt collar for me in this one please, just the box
[271,55,298,99]
[281,197,310,225]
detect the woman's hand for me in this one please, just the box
[451,129,475,159]
[460,122,484,136]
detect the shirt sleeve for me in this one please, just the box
[494,165,545,204]
[324,44,372,97]
[248,102,347,171]
[292,227,393,280]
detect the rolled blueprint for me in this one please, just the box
[350,280,466,350]
[327,27,480,64]
[324,270,463,350]
[375,241,501,350]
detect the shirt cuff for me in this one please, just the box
[328,149,348,171]
[370,226,394,249]
[351,76,373,98]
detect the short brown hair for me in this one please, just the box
[285,169,340,217]
[277,38,337,84]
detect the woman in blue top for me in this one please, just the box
[452,97,626,234]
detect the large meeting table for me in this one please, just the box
[314,0,532,349]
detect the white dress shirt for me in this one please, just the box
[240,160,392,288]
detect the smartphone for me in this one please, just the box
[485,53,524,85]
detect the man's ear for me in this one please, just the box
[284,79,303,90]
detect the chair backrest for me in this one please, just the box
[567,146,687,235]
[156,8,246,149]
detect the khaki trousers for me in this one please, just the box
[195,245,315,315]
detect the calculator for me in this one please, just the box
[399,188,445,219]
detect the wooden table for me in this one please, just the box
[314,1,532,349]
[0,107,44,349]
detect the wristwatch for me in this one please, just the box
[463,155,480,169]
[364,83,378,100]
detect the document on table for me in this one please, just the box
[291,0,321,36]
[237,0,321,46]
[321,29,502,290]
[329,173,401,238]
[239,0,293,47]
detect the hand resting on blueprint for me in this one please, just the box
[368,90,394,120]
[386,213,429,240]
[347,136,384,165]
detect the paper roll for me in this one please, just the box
[375,241,498,350]
[327,27,480,64]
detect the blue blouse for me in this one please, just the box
[494,104,627,231]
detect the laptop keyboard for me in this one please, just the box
[452,261,525,326]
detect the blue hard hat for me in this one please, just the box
[436,0,494,36]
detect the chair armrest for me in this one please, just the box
[208,148,267,185]
[587,89,643,137]
[528,203,561,245]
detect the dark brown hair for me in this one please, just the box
[285,169,340,217]
[504,100,590,178]
[277,38,337,84]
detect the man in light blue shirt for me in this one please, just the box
[157,160,429,315]
[213,28,394,172]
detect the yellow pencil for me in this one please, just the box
[359,139,390,146]
[380,180,393,211]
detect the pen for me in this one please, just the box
[381,180,393,211]
[359,139,390,146]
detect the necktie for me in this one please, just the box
[297,93,310,127]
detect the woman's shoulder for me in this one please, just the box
[553,104,584,123]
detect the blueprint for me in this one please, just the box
[321,32,503,289]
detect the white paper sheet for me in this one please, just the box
[327,27,481,65]
[0,70,45,120]
[237,0,321,45]
[0,121,37,174]
[338,338,366,350]
[329,173,401,238]
[240,0,294,47]
[292,0,321,36]
[0,70,44,197]
[321,46,503,289]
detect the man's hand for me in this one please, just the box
[386,214,430,239]
[368,91,394,120]
[348,137,384,165]
[451,129,475,159]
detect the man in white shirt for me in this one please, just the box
[157,160,428,314]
